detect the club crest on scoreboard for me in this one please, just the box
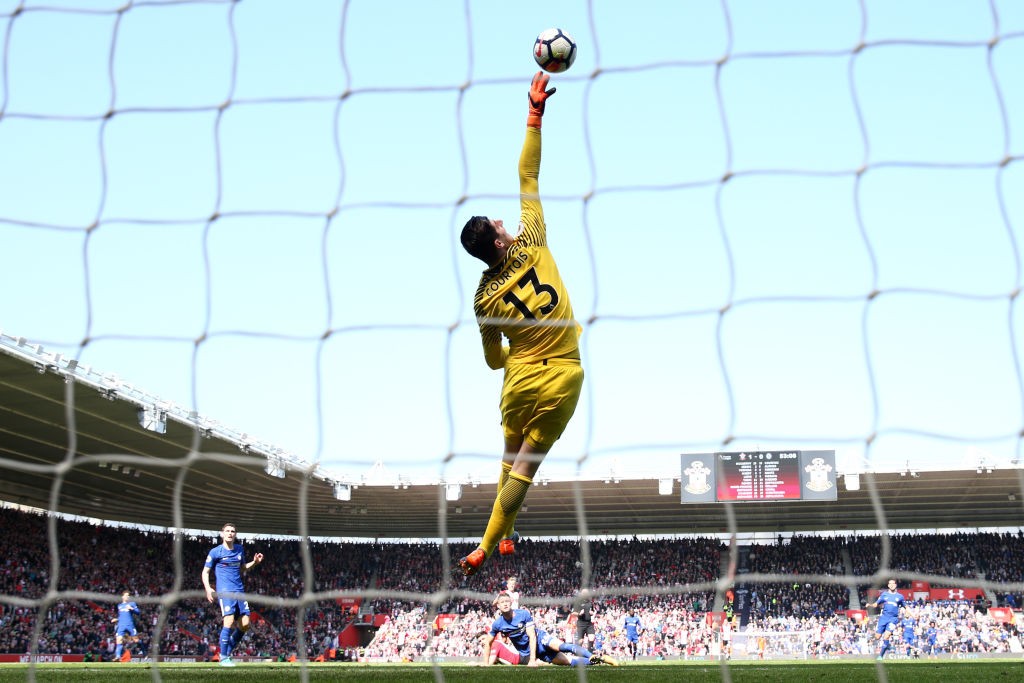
[683,460,712,494]
[804,457,834,492]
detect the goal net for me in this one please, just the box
[730,630,811,661]
[0,0,1022,675]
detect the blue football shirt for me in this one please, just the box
[116,601,139,629]
[490,608,536,654]
[877,590,905,619]
[204,543,246,593]
[624,615,643,639]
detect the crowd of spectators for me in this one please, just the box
[1,506,1022,661]
[737,608,1013,659]
[363,600,1020,662]
[0,508,364,659]
[742,536,850,619]
[846,531,1024,609]
[733,599,1019,659]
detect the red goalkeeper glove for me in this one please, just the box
[527,71,556,129]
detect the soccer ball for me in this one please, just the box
[533,28,577,73]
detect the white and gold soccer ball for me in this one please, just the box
[533,28,577,73]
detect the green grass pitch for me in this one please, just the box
[1,660,1021,682]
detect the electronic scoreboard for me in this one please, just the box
[679,450,837,503]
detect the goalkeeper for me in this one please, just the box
[458,71,583,577]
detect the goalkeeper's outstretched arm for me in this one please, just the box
[520,71,554,216]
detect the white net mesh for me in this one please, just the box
[1,0,1023,677]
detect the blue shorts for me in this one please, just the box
[537,629,558,649]
[876,617,898,635]
[116,626,137,638]
[534,628,559,663]
[218,598,251,618]
[510,629,561,665]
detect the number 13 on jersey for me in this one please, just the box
[501,266,558,319]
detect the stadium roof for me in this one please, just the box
[2,334,1023,539]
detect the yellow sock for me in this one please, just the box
[481,472,531,556]
[498,462,512,493]
[502,514,519,540]
[498,462,516,537]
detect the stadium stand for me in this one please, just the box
[1,507,1021,661]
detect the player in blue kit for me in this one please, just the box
[869,578,905,660]
[901,614,919,657]
[481,592,616,667]
[111,591,140,662]
[623,609,643,660]
[201,522,265,667]
[924,621,939,658]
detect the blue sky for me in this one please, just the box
[1,0,1023,490]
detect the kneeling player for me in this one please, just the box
[481,592,616,667]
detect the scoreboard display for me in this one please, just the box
[680,450,837,504]
[716,451,801,501]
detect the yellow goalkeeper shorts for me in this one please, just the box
[500,358,583,450]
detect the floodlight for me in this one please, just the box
[264,457,285,479]
[658,479,674,495]
[137,406,167,434]
[445,483,462,501]
[333,483,351,501]
[844,473,860,491]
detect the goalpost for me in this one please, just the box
[730,630,812,661]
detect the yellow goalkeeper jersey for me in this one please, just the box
[473,127,580,370]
